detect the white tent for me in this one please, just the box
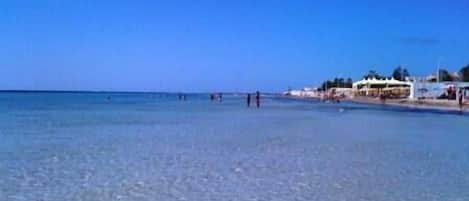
[353,78,410,88]
[353,78,411,97]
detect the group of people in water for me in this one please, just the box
[209,91,262,108]
[209,93,223,102]
[246,91,261,108]
[177,93,187,101]
[107,92,261,107]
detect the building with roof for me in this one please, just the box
[353,77,411,98]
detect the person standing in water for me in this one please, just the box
[218,93,223,102]
[458,89,464,111]
[247,93,251,107]
[255,91,261,108]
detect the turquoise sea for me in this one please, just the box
[1,92,469,201]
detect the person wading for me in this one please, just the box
[247,93,251,107]
[458,89,464,111]
[210,94,215,101]
[255,91,261,108]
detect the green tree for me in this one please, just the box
[438,69,454,82]
[345,78,353,88]
[363,70,383,79]
[459,64,469,82]
[392,66,410,81]
[320,77,353,90]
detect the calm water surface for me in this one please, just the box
[1,92,469,201]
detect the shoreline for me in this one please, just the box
[347,96,468,112]
[283,95,469,114]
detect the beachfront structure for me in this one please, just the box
[353,77,411,98]
[407,80,469,100]
[284,87,320,98]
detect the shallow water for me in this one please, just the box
[1,92,469,201]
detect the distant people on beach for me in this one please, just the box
[210,94,215,101]
[218,93,223,102]
[379,93,387,104]
[247,93,251,107]
[255,91,261,108]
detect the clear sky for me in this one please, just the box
[1,0,468,92]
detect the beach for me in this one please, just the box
[347,96,469,113]
[1,92,469,201]
[285,91,468,113]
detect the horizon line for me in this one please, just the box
[0,89,281,94]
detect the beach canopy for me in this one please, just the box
[353,78,410,88]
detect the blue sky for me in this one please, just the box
[1,0,468,92]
